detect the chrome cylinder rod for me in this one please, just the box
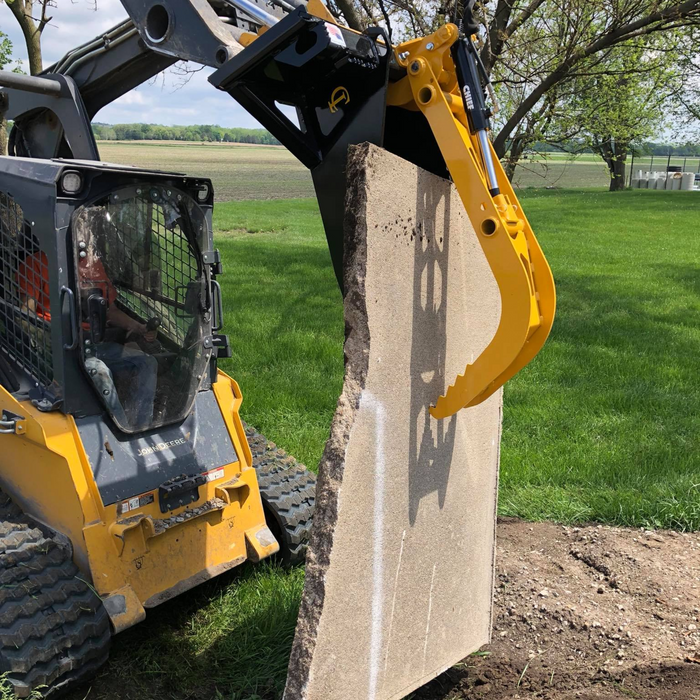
[477,129,500,194]
[221,0,280,27]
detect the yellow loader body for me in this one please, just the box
[0,370,276,634]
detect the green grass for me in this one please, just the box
[499,188,700,529]
[70,189,700,700]
[214,199,343,466]
[214,189,700,531]
[89,563,305,700]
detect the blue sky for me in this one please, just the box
[0,0,265,127]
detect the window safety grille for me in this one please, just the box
[72,186,209,433]
[0,192,53,387]
[77,193,202,345]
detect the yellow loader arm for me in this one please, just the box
[388,24,556,418]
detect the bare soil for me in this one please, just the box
[416,518,700,700]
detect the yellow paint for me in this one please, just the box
[328,86,350,113]
[0,371,274,633]
[389,25,556,417]
[306,0,337,23]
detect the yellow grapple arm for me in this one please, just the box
[216,7,554,418]
[388,24,556,418]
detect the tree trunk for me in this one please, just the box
[594,138,628,192]
[334,0,363,30]
[609,154,627,191]
[0,94,7,156]
[504,136,526,181]
[6,0,44,75]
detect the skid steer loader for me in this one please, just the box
[0,0,555,695]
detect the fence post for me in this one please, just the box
[667,152,672,172]
[650,154,654,172]
[628,150,635,187]
[683,157,687,171]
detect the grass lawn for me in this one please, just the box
[214,189,700,531]
[75,188,700,700]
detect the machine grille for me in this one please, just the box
[98,192,201,345]
[0,192,53,387]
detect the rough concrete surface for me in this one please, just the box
[284,144,503,700]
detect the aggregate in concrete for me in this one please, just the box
[284,143,503,700]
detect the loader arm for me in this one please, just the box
[0,0,555,417]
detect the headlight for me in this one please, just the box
[196,183,210,202]
[61,171,83,195]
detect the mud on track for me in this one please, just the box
[416,518,700,700]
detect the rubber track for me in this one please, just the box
[245,424,316,565]
[0,493,110,698]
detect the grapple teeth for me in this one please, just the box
[392,27,556,420]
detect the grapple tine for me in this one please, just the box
[388,25,556,418]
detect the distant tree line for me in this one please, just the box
[528,141,700,157]
[92,123,280,145]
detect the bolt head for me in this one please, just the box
[426,42,434,50]
[78,241,86,249]
[410,60,421,74]
[103,389,110,396]
[79,250,87,258]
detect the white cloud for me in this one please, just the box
[0,0,265,128]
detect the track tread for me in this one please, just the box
[245,424,316,565]
[0,490,110,697]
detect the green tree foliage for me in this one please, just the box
[91,123,280,145]
[550,39,684,190]
[330,0,700,181]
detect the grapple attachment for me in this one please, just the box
[388,26,556,416]
[211,9,555,416]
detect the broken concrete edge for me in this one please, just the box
[283,142,373,700]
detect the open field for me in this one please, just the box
[97,141,314,201]
[511,152,614,188]
[97,140,700,191]
[66,188,700,700]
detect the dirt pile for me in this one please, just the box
[416,518,700,700]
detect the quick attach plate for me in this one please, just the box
[210,9,391,289]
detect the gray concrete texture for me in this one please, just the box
[284,144,503,700]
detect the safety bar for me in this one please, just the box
[0,72,62,96]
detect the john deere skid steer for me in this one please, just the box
[0,0,555,695]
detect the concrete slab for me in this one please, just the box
[284,144,503,700]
